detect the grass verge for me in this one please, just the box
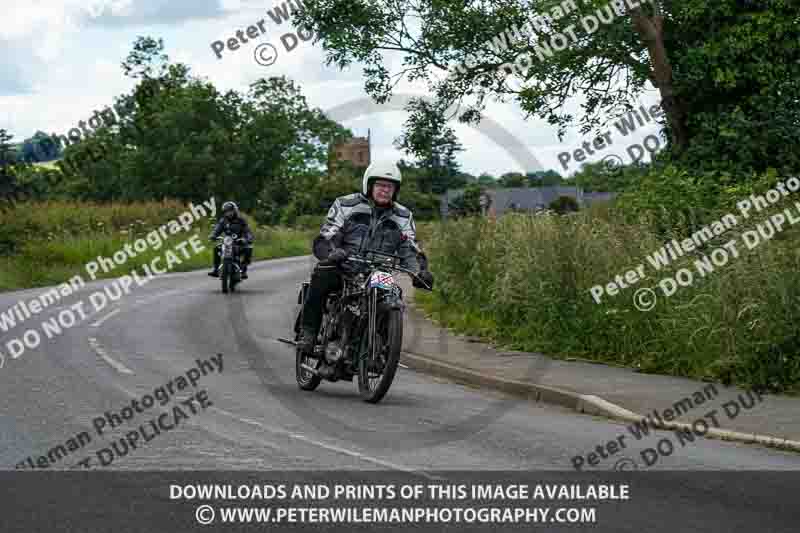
[416,210,800,393]
[0,200,314,291]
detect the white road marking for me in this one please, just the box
[90,308,120,327]
[211,406,441,480]
[398,363,409,369]
[88,337,134,375]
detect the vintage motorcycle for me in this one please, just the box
[216,234,246,294]
[293,250,431,403]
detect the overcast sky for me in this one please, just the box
[0,0,663,178]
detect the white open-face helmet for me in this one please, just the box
[362,160,402,201]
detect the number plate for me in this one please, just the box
[368,271,396,289]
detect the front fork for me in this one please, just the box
[362,287,402,364]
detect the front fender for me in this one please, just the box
[376,290,405,313]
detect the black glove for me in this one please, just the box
[327,247,349,264]
[413,270,434,290]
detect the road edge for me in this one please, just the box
[399,350,800,454]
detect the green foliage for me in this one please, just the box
[398,187,441,220]
[571,160,649,193]
[296,0,800,179]
[476,173,498,188]
[664,0,800,174]
[394,99,465,194]
[498,172,526,188]
[420,189,800,392]
[548,195,579,214]
[0,199,313,291]
[0,129,16,199]
[275,170,358,226]
[612,164,784,241]
[527,170,564,187]
[0,129,35,211]
[447,184,484,217]
[54,37,349,214]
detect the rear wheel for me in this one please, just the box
[358,309,402,403]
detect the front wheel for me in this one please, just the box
[295,306,322,391]
[230,263,239,292]
[296,348,322,390]
[358,309,402,403]
[221,260,232,293]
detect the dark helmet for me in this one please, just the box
[222,201,238,219]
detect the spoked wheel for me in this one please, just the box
[296,348,322,390]
[358,309,402,403]
[295,307,322,391]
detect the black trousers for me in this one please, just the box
[213,245,252,270]
[301,265,343,334]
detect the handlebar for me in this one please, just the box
[215,235,248,243]
[339,250,431,290]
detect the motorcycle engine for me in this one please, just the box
[325,340,343,363]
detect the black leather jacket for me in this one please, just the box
[312,193,420,272]
[209,215,254,244]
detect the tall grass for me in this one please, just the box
[0,200,314,291]
[419,208,800,392]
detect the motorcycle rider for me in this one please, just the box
[208,201,254,279]
[296,160,434,354]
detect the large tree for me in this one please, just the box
[498,171,526,187]
[0,129,16,203]
[527,169,563,187]
[296,0,800,175]
[59,37,349,210]
[394,99,464,194]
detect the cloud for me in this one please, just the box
[82,0,229,27]
[0,1,665,178]
[0,55,35,96]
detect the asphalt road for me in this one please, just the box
[1,255,798,531]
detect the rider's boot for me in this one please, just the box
[207,266,219,277]
[240,264,249,279]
